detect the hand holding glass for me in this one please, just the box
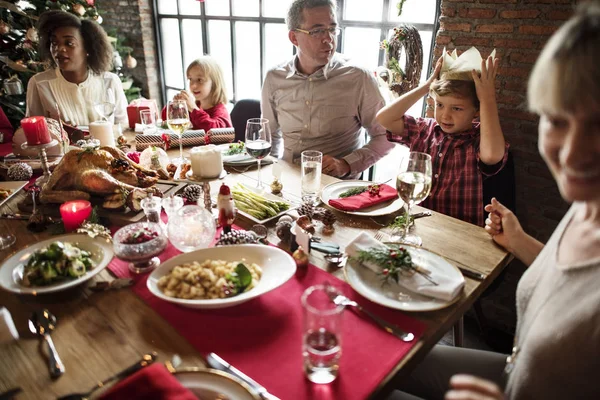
[394,152,432,246]
[245,118,271,190]
[167,100,191,165]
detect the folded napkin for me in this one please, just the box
[328,184,397,211]
[99,363,196,400]
[345,232,464,301]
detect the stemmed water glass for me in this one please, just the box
[94,89,115,122]
[167,100,191,165]
[393,152,432,246]
[244,118,271,190]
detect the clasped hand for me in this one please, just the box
[173,90,199,112]
[322,155,350,178]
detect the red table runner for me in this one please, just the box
[107,227,426,400]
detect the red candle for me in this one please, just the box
[21,116,51,145]
[60,200,92,232]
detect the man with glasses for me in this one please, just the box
[261,0,392,178]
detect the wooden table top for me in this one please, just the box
[0,152,511,400]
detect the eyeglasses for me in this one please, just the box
[294,26,341,39]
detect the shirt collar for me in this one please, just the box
[286,53,337,80]
[434,122,480,139]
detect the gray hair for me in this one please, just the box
[286,0,337,30]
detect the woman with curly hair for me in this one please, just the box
[25,10,127,126]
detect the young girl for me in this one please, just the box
[161,56,232,131]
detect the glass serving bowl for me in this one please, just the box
[113,222,168,274]
[168,205,216,253]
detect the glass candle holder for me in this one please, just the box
[168,205,216,253]
[162,195,184,237]
[113,222,168,274]
[59,200,92,232]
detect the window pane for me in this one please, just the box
[262,0,293,18]
[233,0,259,17]
[161,19,184,89]
[178,0,201,16]
[345,0,383,22]
[208,20,234,100]
[390,0,437,24]
[342,27,381,71]
[157,0,177,15]
[264,23,293,74]
[234,22,261,100]
[205,0,229,16]
[166,88,180,103]
[182,20,204,73]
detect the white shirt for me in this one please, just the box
[26,68,128,127]
[261,53,393,176]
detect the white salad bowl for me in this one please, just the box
[147,244,296,309]
[0,234,114,295]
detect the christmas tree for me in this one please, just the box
[0,0,140,129]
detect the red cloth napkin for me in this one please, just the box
[107,223,426,400]
[328,184,398,211]
[99,363,196,400]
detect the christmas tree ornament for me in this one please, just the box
[217,183,236,233]
[0,20,10,35]
[292,246,309,269]
[270,178,283,195]
[7,163,33,181]
[72,3,86,16]
[182,184,203,203]
[125,54,137,69]
[112,51,123,69]
[215,230,259,246]
[3,76,23,95]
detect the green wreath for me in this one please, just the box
[380,24,423,96]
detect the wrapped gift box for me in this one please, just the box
[135,128,234,151]
[126,98,159,129]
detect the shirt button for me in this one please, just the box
[434,174,439,178]
[305,101,309,105]
[438,153,443,157]
[309,78,312,82]
[304,124,308,128]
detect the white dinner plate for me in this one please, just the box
[321,180,404,217]
[0,181,28,208]
[174,368,260,399]
[147,244,296,309]
[0,234,114,295]
[344,246,463,312]
[217,143,254,163]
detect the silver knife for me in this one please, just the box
[206,353,280,400]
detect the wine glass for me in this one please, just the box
[393,152,432,246]
[167,100,191,165]
[0,232,16,250]
[244,118,271,190]
[94,89,115,122]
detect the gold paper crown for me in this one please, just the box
[440,47,496,81]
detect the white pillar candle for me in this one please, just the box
[190,144,223,178]
[89,121,115,146]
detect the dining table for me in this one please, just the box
[0,141,512,400]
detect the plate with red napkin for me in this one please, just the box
[322,180,404,216]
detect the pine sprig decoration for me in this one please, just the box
[338,186,367,198]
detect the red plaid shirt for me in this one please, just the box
[387,115,509,226]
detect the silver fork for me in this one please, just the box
[329,292,414,342]
[374,230,388,242]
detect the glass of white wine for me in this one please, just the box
[94,89,115,122]
[245,118,272,190]
[394,152,432,246]
[167,100,191,165]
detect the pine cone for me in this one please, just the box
[297,203,315,219]
[313,208,336,227]
[7,163,33,181]
[215,230,259,246]
[182,184,202,202]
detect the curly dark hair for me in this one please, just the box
[37,10,113,74]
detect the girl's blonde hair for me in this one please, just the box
[187,56,228,106]
[528,2,600,115]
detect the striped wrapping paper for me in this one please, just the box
[135,128,234,151]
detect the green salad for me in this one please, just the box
[22,241,93,287]
[223,141,245,156]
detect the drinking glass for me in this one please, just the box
[113,222,168,274]
[394,152,432,246]
[167,100,191,165]
[0,233,16,250]
[301,150,322,206]
[140,109,156,133]
[161,195,184,237]
[244,118,271,190]
[94,89,115,122]
[302,284,344,384]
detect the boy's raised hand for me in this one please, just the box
[472,55,499,103]
[426,56,443,86]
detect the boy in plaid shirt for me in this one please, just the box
[376,51,509,226]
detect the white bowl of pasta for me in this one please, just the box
[147,244,296,309]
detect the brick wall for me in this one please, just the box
[98,0,161,104]
[432,0,579,336]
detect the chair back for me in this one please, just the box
[230,99,261,143]
[483,151,516,213]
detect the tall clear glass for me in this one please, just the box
[94,89,115,122]
[395,152,432,246]
[167,100,191,165]
[301,150,322,206]
[244,118,271,190]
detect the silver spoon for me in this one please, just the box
[28,309,65,379]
